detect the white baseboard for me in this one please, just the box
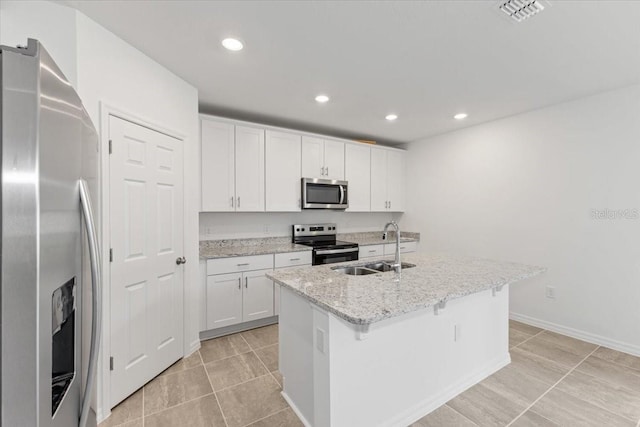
[510,312,640,357]
[188,339,201,356]
[281,391,313,427]
[384,353,511,427]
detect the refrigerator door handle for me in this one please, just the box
[79,179,102,427]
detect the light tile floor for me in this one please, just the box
[100,321,640,427]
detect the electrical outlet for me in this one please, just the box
[545,286,556,299]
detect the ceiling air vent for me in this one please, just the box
[498,0,546,22]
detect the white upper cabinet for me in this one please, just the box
[266,130,302,211]
[201,118,265,212]
[370,146,406,212]
[370,147,388,212]
[386,149,405,212]
[323,139,345,180]
[201,120,235,211]
[235,126,265,212]
[345,143,371,211]
[301,136,345,180]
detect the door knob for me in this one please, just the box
[176,256,187,265]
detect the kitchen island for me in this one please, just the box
[267,253,545,427]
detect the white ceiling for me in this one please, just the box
[66,0,640,144]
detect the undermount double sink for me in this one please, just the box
[332,261,416,276]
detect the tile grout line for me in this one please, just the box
[505,345,601,427]
[256,349,283,389]
[199,349,230,427]
[241,407,290,427]
[510,328,545,350]
[444,403,480,426]
[142,386,145,427]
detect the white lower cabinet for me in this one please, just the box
[383,241,417,255]
[206,255,275,330]
[359,244,385,258]
[206,272,244,329]
[242,269,275,322]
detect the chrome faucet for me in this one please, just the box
[382,221,401,275]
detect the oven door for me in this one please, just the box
[302,178,348,209]
[313,247,359,265]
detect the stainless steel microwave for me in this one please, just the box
[301,178,349,210]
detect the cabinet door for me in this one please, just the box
[370,147,388,212]
[301,135,324,178]
[243,269,275,322]
[235,126,265,212]
[201,120,235,211]
[206,273,243,329]
[345,143,371,211]
[266,130,302,211]
[323,139,345,180]
[387,150,405,212]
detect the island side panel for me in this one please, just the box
[326,287,511,427]
[279,287,316,426]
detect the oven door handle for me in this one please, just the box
[315,247,359,255]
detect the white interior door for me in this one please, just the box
[109,115,185,407]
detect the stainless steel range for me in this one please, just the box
[293,223,358,265]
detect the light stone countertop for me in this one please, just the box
[267,252,545,325]
[200,237,312,259]
[199,231,420,259]
[338,231,420,246]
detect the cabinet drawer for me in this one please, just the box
[274,251,312,268]
[359,244,384,258]
[384,241,417,255]
[207,254,274,275]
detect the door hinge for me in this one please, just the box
[109,248,113,262]
[108,139,113,154]
[110,356,114,371]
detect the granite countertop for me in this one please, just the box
[199,231,420,259]
[338,231,420,246]
[266,253,545,325]
[200,237,312,259]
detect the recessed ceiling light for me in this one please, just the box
[315,94,330,103]
[222,38,244,51]
[385,114,398,121]
[454,113,468,120]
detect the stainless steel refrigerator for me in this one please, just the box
[1,39,101,427]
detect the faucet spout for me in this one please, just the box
[382,221,401,276]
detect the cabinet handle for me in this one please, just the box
[389,200,391,210]
[326,166,329,176]
[237,197,241,208]
[368,250,376,253]
[238,277,241,290]
[245,277,248,288]
[321,166,325,176]
[237,263,250,267]
[289,258,300,261]
[231,197,234,208]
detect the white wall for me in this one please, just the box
[74,8,200,352]
[2,1,201,421]
[403,84,640,356]
[200,211,399,240]
[0,0,77,85]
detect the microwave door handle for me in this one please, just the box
[79,179,102,427]
[339,185,345,205]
